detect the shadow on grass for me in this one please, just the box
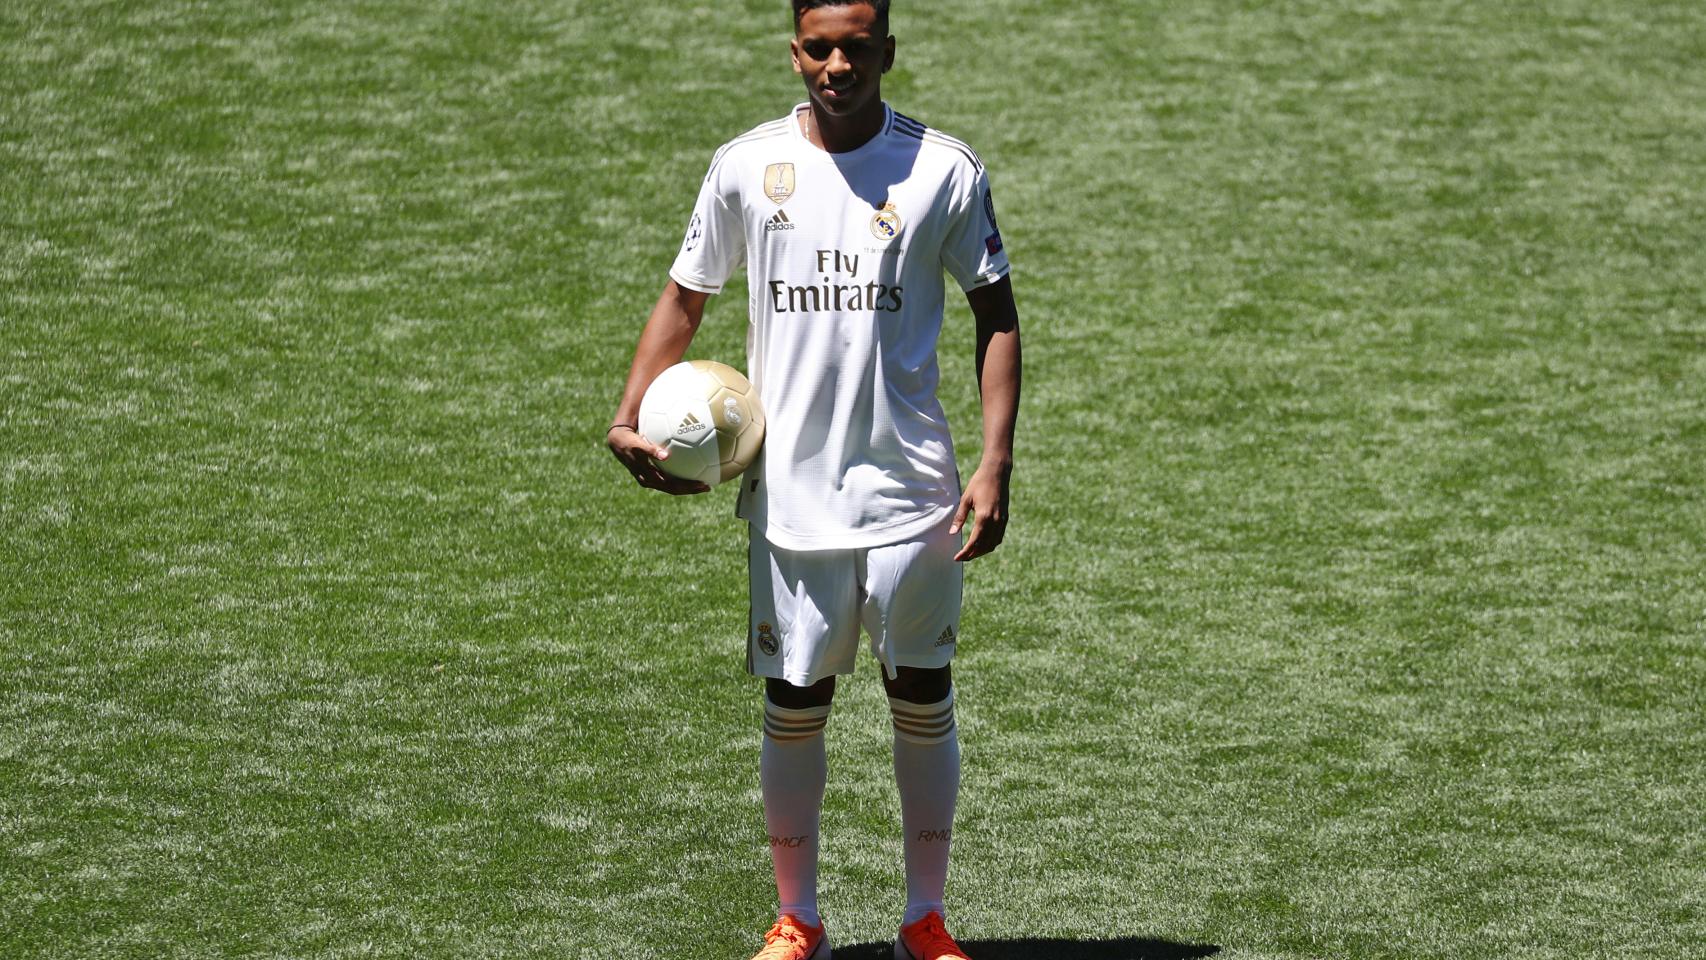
[829,937,1220,959]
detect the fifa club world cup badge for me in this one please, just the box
[764,163,795,204]
[870,201,902,241]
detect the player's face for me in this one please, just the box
[791,3,893,120]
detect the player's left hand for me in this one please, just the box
[950,462,1010,561]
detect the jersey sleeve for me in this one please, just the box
[669,151,746,294]
[940,164,1010,292]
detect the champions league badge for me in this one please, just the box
[870,201,902,241]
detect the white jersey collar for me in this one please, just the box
[789,102,895,160]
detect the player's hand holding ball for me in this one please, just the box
[607,423,708,495]
[609,360,765,496]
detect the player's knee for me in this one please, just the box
[887,674,956,745]
[882,664,951,705]
[764,677,834,744]
[766,675,836,709]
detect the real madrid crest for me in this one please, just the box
[763,163,795,205]
[870,201,902,241]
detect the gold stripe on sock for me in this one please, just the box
[765,713,829,729]
[764,718,827,740]
[892,716,954,734]
[892,718,956,742]
[890,704,954,724]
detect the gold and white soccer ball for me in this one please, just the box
[638,360,766,486]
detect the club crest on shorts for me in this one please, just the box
[756,621,779,656]
[870,201,902,241]
[763,163,795,204]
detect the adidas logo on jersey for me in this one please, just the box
[764,209,797,233]
[675,412,705,435]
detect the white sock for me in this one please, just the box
[890,688,959,926]
[761,697,831,928]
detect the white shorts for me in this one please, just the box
[747,518,963,687]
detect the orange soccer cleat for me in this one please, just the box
[895,911,971,960]
[752,914,831,960]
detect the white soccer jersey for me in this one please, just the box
[669,103,1010,551]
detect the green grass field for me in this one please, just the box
[4,1,1703,957]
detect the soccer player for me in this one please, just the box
[608,2,1019,957]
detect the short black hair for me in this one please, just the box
[792,0,890,31]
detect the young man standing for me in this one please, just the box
[608,2,1019,957]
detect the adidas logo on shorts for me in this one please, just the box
[934,625,957,647]
[764,209,797,233]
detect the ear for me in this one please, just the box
[791,37,804,75]
[882,35,895,73]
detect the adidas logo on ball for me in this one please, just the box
[675,412,705,436]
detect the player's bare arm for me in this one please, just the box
[952,275,1021,562]
[608,279,713,495]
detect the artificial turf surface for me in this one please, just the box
[3,1,1703,957]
